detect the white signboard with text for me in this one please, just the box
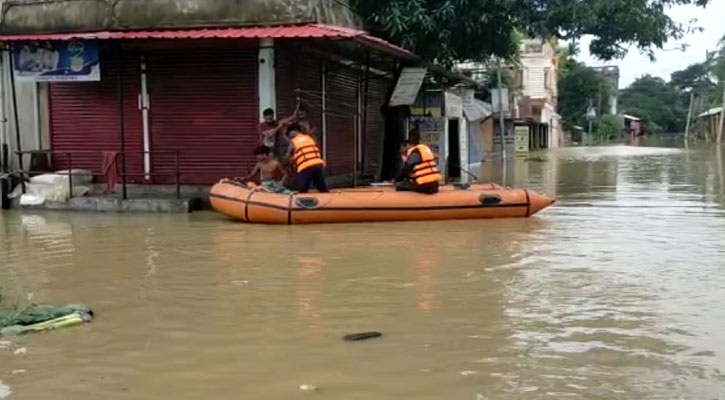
[491,88,510,113]
[444,91,463,118]
[389,68,427,106]
[514,125,530,155]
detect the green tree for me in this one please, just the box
[668,38,725,112]
[350,0,711,65]
[670,62,715,94]
[596,114,622,140]
[619,75,687,133]
[709,35,725,113]
[557,52,612,130]
[711,35,725,81]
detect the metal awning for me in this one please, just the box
[698,107,723,118]
[463,99,492,121]
[0,23,418,61]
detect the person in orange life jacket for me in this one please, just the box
[395,140,442,194]
[286,130,329,193]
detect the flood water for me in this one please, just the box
[2,140,725,399]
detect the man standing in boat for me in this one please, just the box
[286,130,329,194]
[258,108,297,160]
[287,105,317,137]
[395,140,442,194]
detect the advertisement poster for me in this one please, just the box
[514,125,530,155]
[411,116,447,174]
[13,40,100,82]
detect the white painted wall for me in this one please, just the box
[257,38,276,119]
[519,39,564,148]
[520,39,557,101]
[0,52,48,171]
[459,118,469,183]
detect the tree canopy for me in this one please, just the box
[557,49,612,130]
[350,0,710,65]
[615,35,725,135]
[619,75,687,134]
[557,35,724,136]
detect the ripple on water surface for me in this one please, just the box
[1,142,725,399]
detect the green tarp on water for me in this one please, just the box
[0,304,93,336]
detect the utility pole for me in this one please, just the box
[718,82,725,144]
[684,91,694,143]
[496,64,506,162]
[588,99,594,144]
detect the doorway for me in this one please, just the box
[447,118,461,179]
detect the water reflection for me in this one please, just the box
[411,247,439,312]
[296,256,324,336]
[1,141,725,399]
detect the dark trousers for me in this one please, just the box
[297,165,329,193]
[396,180,439,194]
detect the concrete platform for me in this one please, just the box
[17,196,202,213]
[10,184,208,213]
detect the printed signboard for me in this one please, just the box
[13,40,100,82]
[514,125,530,155]
[491,88,510,113]
[444,91,463,118]
[412,116,447,175]
[389,68,427,106]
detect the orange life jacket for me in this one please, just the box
[406,144,442,185]
[291,133,324,173]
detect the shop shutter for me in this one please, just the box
[324,65,358,177]
[276,47,323,142]
[146,45,258,185]
[49,50,143,181]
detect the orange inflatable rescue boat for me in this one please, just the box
[210,180,554,224]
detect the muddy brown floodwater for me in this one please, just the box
[1,142,725,399]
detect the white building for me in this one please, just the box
[515,38,563,148]
[454,38,563,151]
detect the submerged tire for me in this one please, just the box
[343,331,382,341]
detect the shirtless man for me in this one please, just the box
[243,145,290,194]
[258,108,297,160]
[287,105,317,137]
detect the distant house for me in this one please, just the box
[696,107,724,142]
[516,38,563,148]
[454,37,563,152]
[622,114,642,136]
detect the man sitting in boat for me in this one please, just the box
[286,130,330,194]
[242,145,290,194]
[395,140,442,194]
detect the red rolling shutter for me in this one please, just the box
[146,45,258,185]
[276,47,323,143]
[325,66,358,177]
[49,50,143,180]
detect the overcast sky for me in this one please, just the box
[577,0,725,89]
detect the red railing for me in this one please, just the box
[14,150,181,200]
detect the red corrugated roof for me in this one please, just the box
[0,23,417,60]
